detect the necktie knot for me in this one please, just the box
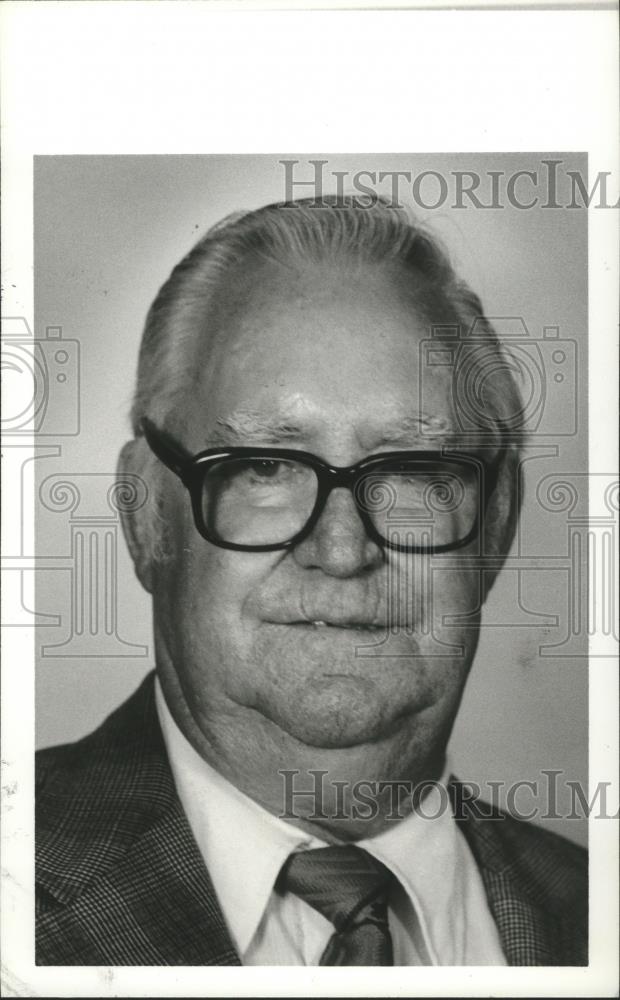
[277,844,395,964]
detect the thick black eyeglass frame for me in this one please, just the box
[140,417,501,554]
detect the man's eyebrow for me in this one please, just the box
[205,412,307,446]
[207,412,450,447]
[371,413,503,449]
[368,414,455,447]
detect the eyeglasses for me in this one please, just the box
[140,418,501,554]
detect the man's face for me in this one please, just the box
[150,261,482,775]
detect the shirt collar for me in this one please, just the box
[155,679,328,955]
[155,678,463,962]
[357,780,468,965]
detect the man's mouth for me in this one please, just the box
[271,619,386,633]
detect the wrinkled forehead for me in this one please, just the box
[184,260,480,452]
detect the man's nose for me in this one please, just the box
[292,488,384,577]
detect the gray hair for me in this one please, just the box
[129,195,524,567]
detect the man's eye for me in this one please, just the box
[232,459,300,486]
[244,460,284,480]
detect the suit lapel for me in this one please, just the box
[473,861,558,965]
[39,799,240,965]
[451,780,585,966]
[37,673,240,966]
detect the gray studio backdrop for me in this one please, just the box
[30,154,589,844]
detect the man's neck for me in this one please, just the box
[155,666,448,842]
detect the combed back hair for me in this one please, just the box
[129,194,525,567]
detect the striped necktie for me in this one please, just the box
[277,844,395,965]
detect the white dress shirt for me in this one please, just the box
[155,680,506,966]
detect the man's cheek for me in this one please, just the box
[390,556,480,631]
[193,551,271,614]
[424,564,482,620]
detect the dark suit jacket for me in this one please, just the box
[36,672,588,966]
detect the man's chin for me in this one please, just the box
[255,675,419,750]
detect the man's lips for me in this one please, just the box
[264,619,386,632]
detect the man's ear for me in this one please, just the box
[116,440,156,594]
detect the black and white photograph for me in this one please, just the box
[1,4,618,998]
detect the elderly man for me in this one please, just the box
[36,196,587,966]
